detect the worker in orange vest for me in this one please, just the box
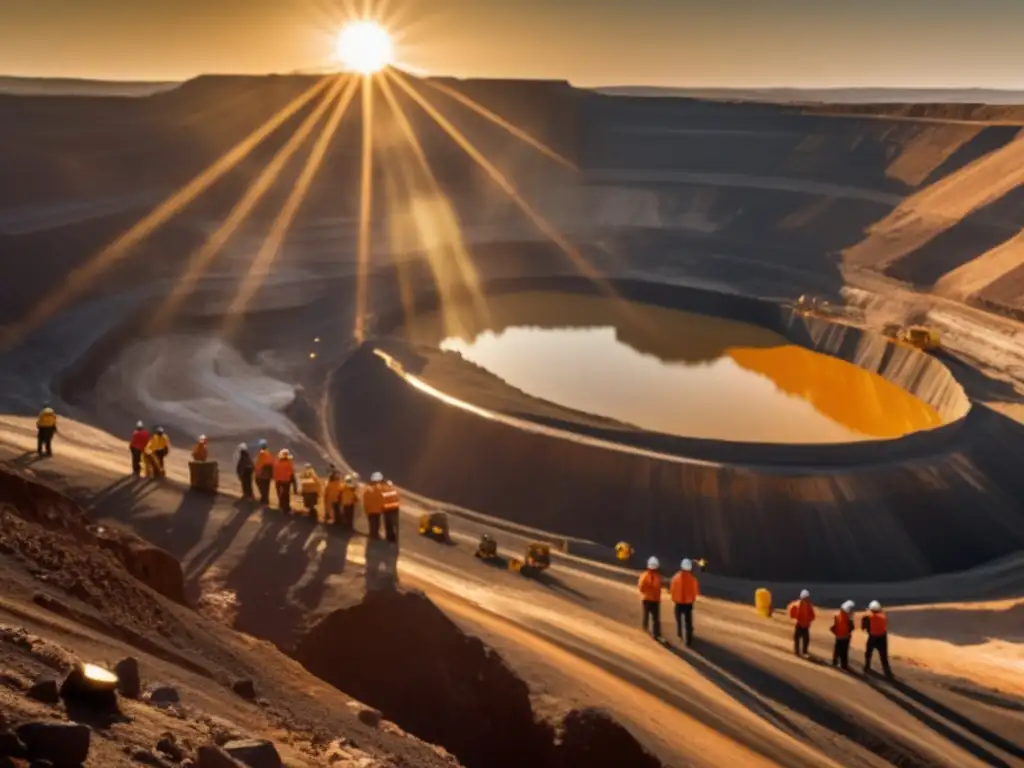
[637,557,663,640]
[323,467,343,525]
[670,558,700,646]
[862,600,893,678]
[788,589,816,657]
[254,440,274,505]
[830,600,856,670]
[191,435,209,462]
[273,449,298,514]
[363,472,386,539]
[340,474,360,533]
[382,479,401,543]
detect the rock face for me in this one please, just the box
[230,679,256,701]
[554,708,661,768]
[26,679,60,704]
[91,527,186,604]
[114,657,141,699]
[221,740,282,768]
[196,745,246,768]
[148,685,181,706]
[296,588,665,768]
[16,722,90,766]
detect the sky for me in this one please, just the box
[2,0,1024,88]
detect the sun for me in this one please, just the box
[335,21,394,75]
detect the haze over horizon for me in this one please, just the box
[2,0,1024,89]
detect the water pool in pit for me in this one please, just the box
[403,292,943,444]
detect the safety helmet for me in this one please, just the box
[681,558,693,572]
[799,589,810,600]
[238,442,248,452]
[199,435,207,442]
[344,474,354,484]
[258,439,268,449]
[278,449,291,459]
[370,471,384,483]
[868,600,882,612]
[647,556,660,570]
[304,462,313,469]
[136,421,144,429]
[155,427,165,435]
[841,600,855,612]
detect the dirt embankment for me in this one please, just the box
[333,346,1024,583]
[295,588,661,768]
[0,463,469,766]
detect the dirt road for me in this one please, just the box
[2,418,1021,768]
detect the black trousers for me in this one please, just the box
[866,634,892,677]
[342,504,355,532]
[794,626,810,656]
[238,469,254,499]
[154,448,168,475]
[256,477,271,504]
[37,427,55,456]
[384,509,399,542]
[130,447,143,475]
[276,481,293,513]
[642,600,662,638]
[832,637,851,669]
[368,513,382,540]
[674,603,694,645]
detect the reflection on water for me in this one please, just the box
[412,292,942,444]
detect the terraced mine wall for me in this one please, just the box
[335,279,1024,583]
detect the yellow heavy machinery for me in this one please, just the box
[897,325,941,351]
[418,511,451,543]
[508,542,551,576]
[475,534,499,560]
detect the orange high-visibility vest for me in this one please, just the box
[638,570,662,602]
[832,611,853,639]
[670,572,699,604]
[868,611,888,636]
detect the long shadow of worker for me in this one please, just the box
[291,526,353,610]
[8,450,45,468]
[868,677,1023,766]
[225,514,313,649]
[184,499,260,601]
[532,571,591,603]
[120,490,217,563]
[679,641,939,767]
[365,539,398,592]
[87,476,161,522]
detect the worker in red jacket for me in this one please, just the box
[788,589,816,657]
[862,600,893,678]
[129,421,150,476]
[830,600,855,670]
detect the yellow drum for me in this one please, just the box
[755,588,773,618]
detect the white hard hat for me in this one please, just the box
[278,449,291,458]
[647,556,660,570]
[841,600,855,612]
[799,589,810,599]
[199,435,207,442]
[305,462,313,469]
[370,471,384,483]
[869,600,882,612]
[136,421,144,429]
[238,442,248,451]
[681,558,693,572]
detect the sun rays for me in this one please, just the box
[4,1,607,350]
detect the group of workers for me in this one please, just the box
[35,405,894,676]
[787,589,893,677]
[189,436,402,542]
[637,557,893,678]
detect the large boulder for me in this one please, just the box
[16,722,90,766]
[221,739,282,768]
